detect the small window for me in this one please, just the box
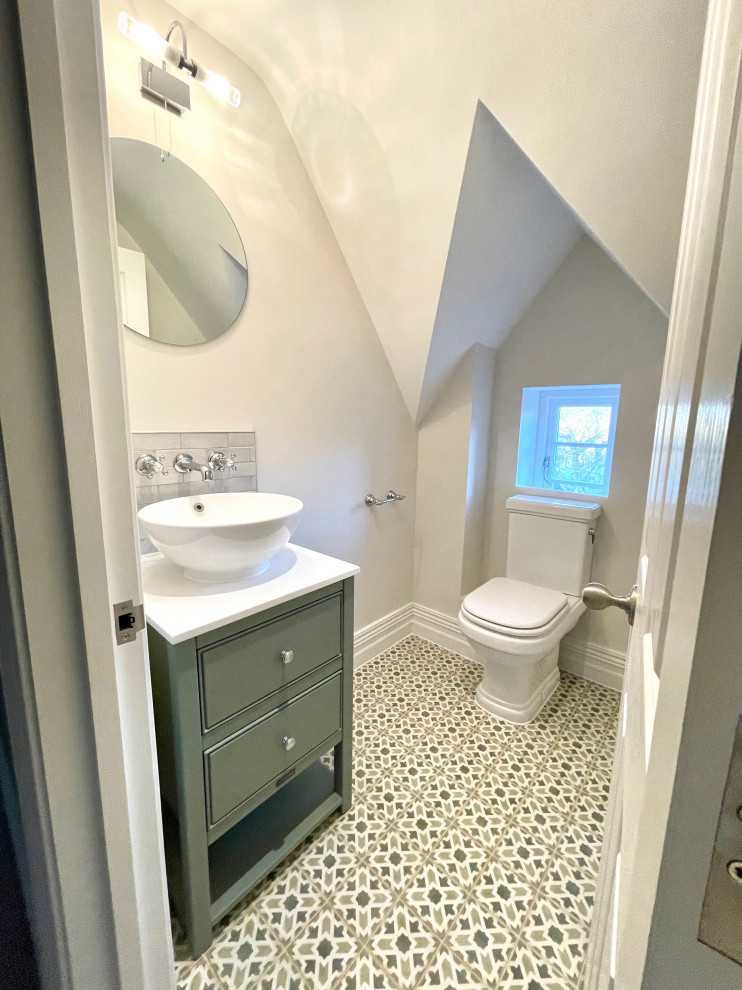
[516,384,620,497]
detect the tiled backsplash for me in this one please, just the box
[132,431,257,554]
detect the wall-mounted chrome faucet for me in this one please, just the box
[135,454,169,479]
[173,453,214,481]
[208,450,237,473]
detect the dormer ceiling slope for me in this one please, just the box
[174,0,708,421]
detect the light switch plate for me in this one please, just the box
[699,715,742,963]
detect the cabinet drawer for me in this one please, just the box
[205,674,341,827]
[199,595,342,730]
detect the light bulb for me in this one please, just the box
[118,12,168,62]
[195,65,241,108]
[119,11,241,109]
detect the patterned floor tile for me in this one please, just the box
[496,825,554,886]
[498,940,572,989]
[388,703,453,748]
[540,854,598,926]
[361,785,415,827]
[327,861,395,940]
[384,754,442,794]
[232,956,313,990]
[469,775,529,839]
[299,828,362,897]
[401,859,466,934]
[529,772,582,818]
[424,773,478,820]
[453,791,513,852]
[519,899,589,982]
[393,796,454,851]
[355,698,409,732]
[476,762,533,803]
[541,748,590,786]
[208,908,283,988]
[415,940,483,989]
[367,824,430,889]
[467,859,538,935]
[514,794,569,848]
[435,826,490,889]
[256,865,325,940]
[445,898,517,986]
[291,904,361,987]
[354,719,385,751]
[560,821,603,878]
[369,902,439,989]
[358,734,413,773]
[506,730,556,764]
[570,792,608,834]
[580,772,612,809]
[332,946,402,989]
[328,797,391,857]
[456,727,502,766]
[176,959,221,990]
[448,699,503,733]
[176,638,618,990]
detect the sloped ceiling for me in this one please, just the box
[173,0,707,420]
[418,101,582,423]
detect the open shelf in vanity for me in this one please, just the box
[143,545,358,958]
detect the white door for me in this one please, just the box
[584,1,742,987]
[15,0,173,988]
[118,246,151,337]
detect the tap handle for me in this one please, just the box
[208,450,236,472]
[135,454,169,479]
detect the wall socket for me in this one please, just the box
[699,715,742,964]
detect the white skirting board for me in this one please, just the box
[353,603,415,668]
[558,637,626,692]
[409,603,478,662]
[353,603,625,692]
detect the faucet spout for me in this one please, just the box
[173,453,214,481]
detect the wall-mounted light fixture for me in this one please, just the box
[118,13,241,113]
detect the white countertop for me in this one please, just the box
[141,544,360,644]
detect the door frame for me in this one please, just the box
[6,0,742,987]
[6,0,174,986]
[585,0,742,985]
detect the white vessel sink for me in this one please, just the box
[138,492,303,584]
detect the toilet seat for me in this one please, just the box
[461,577,568,639]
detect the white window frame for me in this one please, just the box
[517,384,621,497]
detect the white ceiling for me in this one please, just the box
[172,0,708,419]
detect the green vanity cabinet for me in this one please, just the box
[147,578,355,958]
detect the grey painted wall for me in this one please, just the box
[484,235,668,655]
[101,0,417,631]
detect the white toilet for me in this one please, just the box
[458,495,602,724]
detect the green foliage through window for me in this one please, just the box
[516,386,620,497]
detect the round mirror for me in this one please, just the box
[110,138,247,346]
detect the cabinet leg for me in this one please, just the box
[180,827,213,958]
[334,738,353,813]
[186,905,213,961]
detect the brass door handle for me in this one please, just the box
[582,583,638,626]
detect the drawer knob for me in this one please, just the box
[281,650,294,664]
[283,735,296,751]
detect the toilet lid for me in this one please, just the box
[462,577,567,631]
